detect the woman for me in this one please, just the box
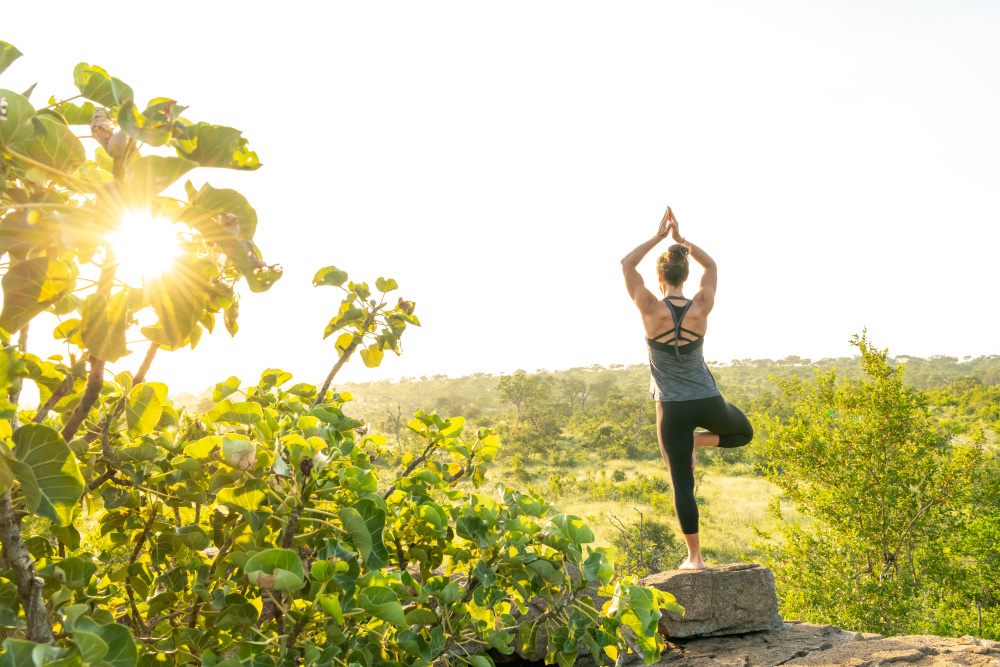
[620,206,753,570]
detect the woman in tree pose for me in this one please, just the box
[620,206,754,570]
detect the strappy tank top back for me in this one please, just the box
[646,296,721,402]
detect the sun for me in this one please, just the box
[108,211,182,286]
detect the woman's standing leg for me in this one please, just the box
[657,400,704,570]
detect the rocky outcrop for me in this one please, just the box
[597,621,1000,666]
[641,563,784,638]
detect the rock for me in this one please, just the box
[630,622,1000,666]
[640,563,783,638]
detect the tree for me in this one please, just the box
[0,43,678,667]
[755,333,986,635]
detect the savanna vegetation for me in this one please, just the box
[293,348,999,640]
[0,43,681,667]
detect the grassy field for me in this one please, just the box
[491,452,807,570]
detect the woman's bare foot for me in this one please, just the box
[679,557,705,570]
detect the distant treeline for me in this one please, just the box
[331,354,999,451]
[173,353,999,463]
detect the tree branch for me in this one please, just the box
[0,491,53,643]
[60,355,105,443]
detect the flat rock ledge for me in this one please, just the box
[641,563,784,638]
[585,621,1000,666]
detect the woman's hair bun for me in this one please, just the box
[657,245,690,286]
[667,244,689,263]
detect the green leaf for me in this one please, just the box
[216,479,267,511]
[172,122,261,170]
[207,399,263,426]
[117,98,186,147]
[313,266,348,287]
[79,290,129,362]
[545,514,595,545]
[10,424,84,526]
[126,383,164,436]
[375,277,398,293]
[0,257,76,333]
[72,63,133,107]
[287,383,316,398]
[337,507,372,563]
[18,114,86,174]
[214,593,259,629]
[356,499,389,570]
[0,89,34,148]
[123,155,197,203]
[244,549,305,592]
[405,607,437,626]
[0,42,22,76]
[49,101,96,126]
[175,525,210,550]
[182,181,258,240]
[212,376,241,402]
[360,347,384,368]
[38,556,96,590]
[318,593,343,625]
[324,305,365,339]
[358,586,407,628]
[72,615,138,667]
[258,368,292,391]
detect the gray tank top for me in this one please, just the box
[646,298,721,402]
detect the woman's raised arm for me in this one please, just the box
[620,207,673,311]
[670,216,717,312]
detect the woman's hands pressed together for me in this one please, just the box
[657,205,679,240]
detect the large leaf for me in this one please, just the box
[0,42,22,77]
[313,266,348,288]
[117,98,186,147]
[244,549,305,592]
[72,615,138,667]
[49,101,97,126]
[0,257,76,336]
[72,63,133,108]
[183,182,258,240]
[79,290,129,362]
[360,347,384,368]
[176,185,280,292]
[10,424,84,526]
[216,478,267,510]
[18,114,86,174]
[207,399,262,426]
[358,586,408,628]
[0,89,34,148]
[125,383,167,436]
[172,122,261,170]
[212,376,241,402]
[338,499,389,570]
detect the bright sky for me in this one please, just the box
[5,1,999,394]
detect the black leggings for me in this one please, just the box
[657,395,753,534]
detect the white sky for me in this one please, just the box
[4,0,999,394]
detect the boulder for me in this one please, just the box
[642,622,1000,666]
[640,563,783,638]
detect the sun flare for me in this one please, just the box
[108,211,182,286]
